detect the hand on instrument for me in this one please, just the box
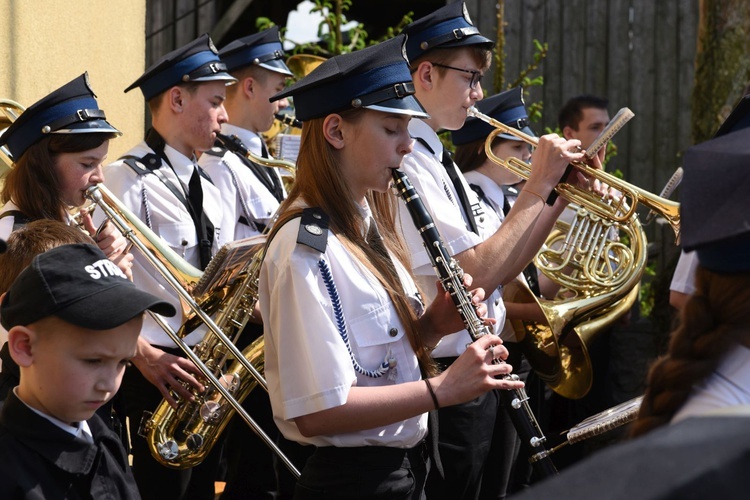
[81,209,128,259]
[423,272,494,337]
[527,134,584,194]
[132,339,205,409]
[111,251,135,281]
[428,334,524,407]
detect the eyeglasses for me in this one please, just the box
[429,62,484,89]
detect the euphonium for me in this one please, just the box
[466,106,664,399]
[85,184,299,476]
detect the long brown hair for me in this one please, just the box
[630,267,750,437]
[1,133,116,221]
[270,109,437,376]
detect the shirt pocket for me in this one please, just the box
[348,303,406,372]
[157,221,197,251]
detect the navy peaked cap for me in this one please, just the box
[451,87,534,145]
[0,73,120,161]
[271,36,428,121]
[403,1,493,61]
[125,33,237,101]
[681,127,750,272]
[219,26,293,76]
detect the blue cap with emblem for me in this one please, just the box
[125,33,237,101]
[270,35,428,122]
[219,26,293,77]
[451,87,534,146]
[402,1,493,62]
[0,72,120,161]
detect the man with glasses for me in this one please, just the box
[398,3,580,498]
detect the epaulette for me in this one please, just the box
[296,207,329,253]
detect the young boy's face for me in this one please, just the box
[12,315,142,426]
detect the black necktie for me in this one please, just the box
[260,137,270,159]
[441,150,478,234]
[188,166,214,270]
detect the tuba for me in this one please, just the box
[85,184,299,476]
[467,106,678,399]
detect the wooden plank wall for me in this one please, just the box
[465,0,698,249]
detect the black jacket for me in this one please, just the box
[0,390,140,499]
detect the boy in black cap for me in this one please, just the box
[398,2,583,499]
[199,26,293,241]
[100,33,236,499]
[0,73,131,275]
[199,26,297,499]
[263,34,519,499]
[0,243,176,499]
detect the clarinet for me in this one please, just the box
[392,168,557,478]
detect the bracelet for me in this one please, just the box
[424,378,440,410]
[523,188,546,204]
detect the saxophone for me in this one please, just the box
[85,184,298,475]
[140,242,268,468]
[392,169,557,477]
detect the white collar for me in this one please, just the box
[408,119,444,158]
[221,123,264,156]
[14,388,94,443]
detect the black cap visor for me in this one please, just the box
[53,118,121,136]
[260,59,294,77]
[55,284,176,330]
[364,95,430,119]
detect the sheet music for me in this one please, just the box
[277,134,301,163]
[193,234,266,298]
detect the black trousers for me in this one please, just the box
[294,443,430,500]
[219,322,313,500]
[426,344,523,500]
[120,347,223,500]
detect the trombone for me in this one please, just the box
[85,183,300,477]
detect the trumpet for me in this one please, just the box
[466,106,681,243]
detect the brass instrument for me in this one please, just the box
[1,99,25,172]
[466,106,681,242]
[85,184,299,476]
[466,106,669,399]
[216,132,296,193]
[264,54,325,157]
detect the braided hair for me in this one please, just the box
[630,266,750,437]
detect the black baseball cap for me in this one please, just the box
[1,243,176,330]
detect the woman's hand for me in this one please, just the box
[80,209,133,278]
[428,333,525,408]
[421,272,495,339]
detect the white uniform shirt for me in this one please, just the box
[198,124,285,241]
[398,119,505,356]
[101,141,227,347]
[260,204,428,448]
[670,250,699,296]
[672,344,750,424]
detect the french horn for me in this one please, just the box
[467,106,678,399]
